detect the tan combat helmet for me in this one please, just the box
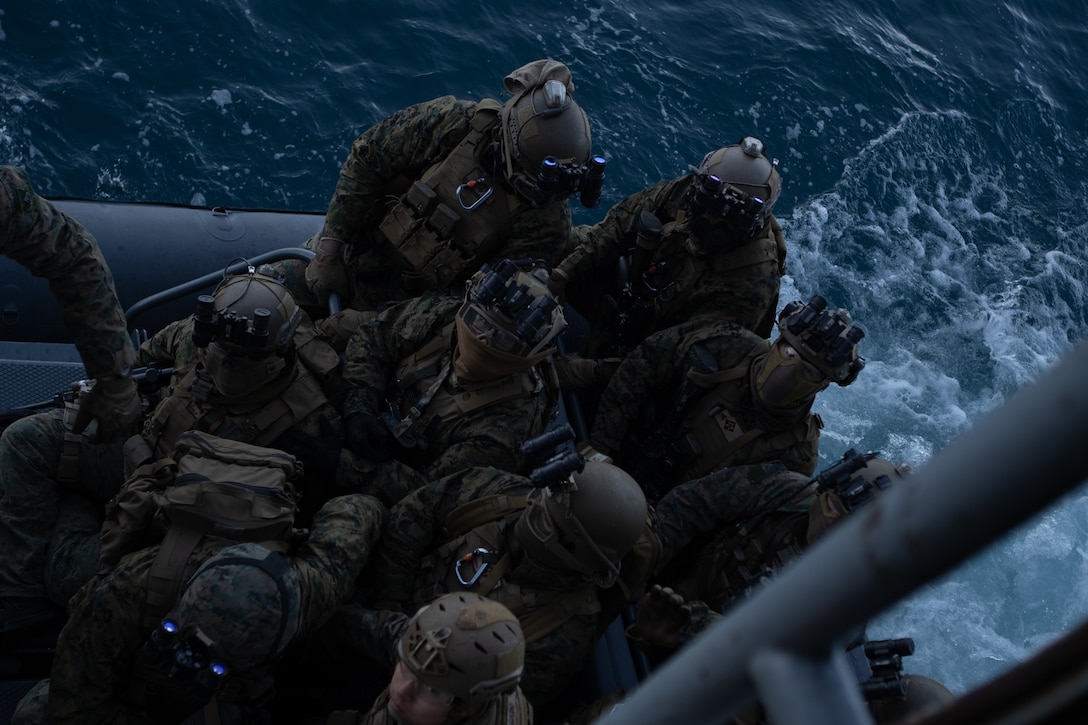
[686,137,782,249]
[806,451,910,543]
[753,294,866,410]
[397,592,525,710]
[514,459,648,588]
[192,265,303,397]
[453,258,567,380]
[499,59,595,207]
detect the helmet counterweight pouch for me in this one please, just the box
[99,430,302,630]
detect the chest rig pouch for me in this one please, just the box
[673,350,820,482]
[414,494,527,606]
[379,100,522,294]
[139,365,326,466]
[384,322,546,450]
[648,218,781,327]
[414,493,599,643]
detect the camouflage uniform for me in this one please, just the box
[555,174,786,353]
[0,165,135,380]
[0,315,341,606]
[10,493,385,725]
[290,95,576,311]
[339,295,556,506]
[589,318,821,502]
[340,461,808,710]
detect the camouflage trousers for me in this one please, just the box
[0,409,124,604]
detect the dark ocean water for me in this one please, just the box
[3,0,1087,699]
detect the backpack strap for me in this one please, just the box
[519,584,600,643]
[143,525,205,630]
[444,494,528,538]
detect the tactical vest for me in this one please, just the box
[675,354,821,482]
[141,363,328,462]
[626,343,820,490]
[648,217,781,327]
[384,322,549,448]
[412,493,601,644]
[378,99,525,293]
[692,502,812,614]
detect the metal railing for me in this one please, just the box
[597,336,1088,725]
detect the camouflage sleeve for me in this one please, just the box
[320,96,477,245]
[651,462,810,573]
[0,165,136,380]
[136,317,198,371]
[520,612,600,709]
[44,548,160,724]
[503,200,576,268]
[341,296,460,417]
[779,438,821,477]
[556,177,687,296]
[293,493,387,640]
[589,324,692,453]
[313,602,409,674]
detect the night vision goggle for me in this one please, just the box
[139,618,229,702]
[685,172,767,239]
[464,259,563,355]
[779,295,865,383]
[510,154,607,210]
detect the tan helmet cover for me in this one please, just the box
[868,674,955,722]
[499,59,591,192]
[397,592,525,708]
[696,137,782,213]
[199,269,302,397]
[752,337,833,410]
[514,460,647,588]
[453,261,566,380]
[805,456,909,544]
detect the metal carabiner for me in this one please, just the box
[455,179,493,211]
[455,547,493,586]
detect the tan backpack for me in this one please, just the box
[100,429,302,628]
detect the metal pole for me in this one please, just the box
[124,247,315,325]
[596,337,1088,725]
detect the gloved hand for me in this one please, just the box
[317,308,378,350]
[304,236,351,305]
[547,267,569,304]
[272,418,344,480]
[73,376,141,443]
[553,355,621,390]
[630,584,693,654]
[344,411,391,463]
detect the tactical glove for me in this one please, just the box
[344,411,391,463]
[317,308,378,350]
[628,584,693,656]
[304,236,351,305]
[73,376,141,443]
[553,354,621,390]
